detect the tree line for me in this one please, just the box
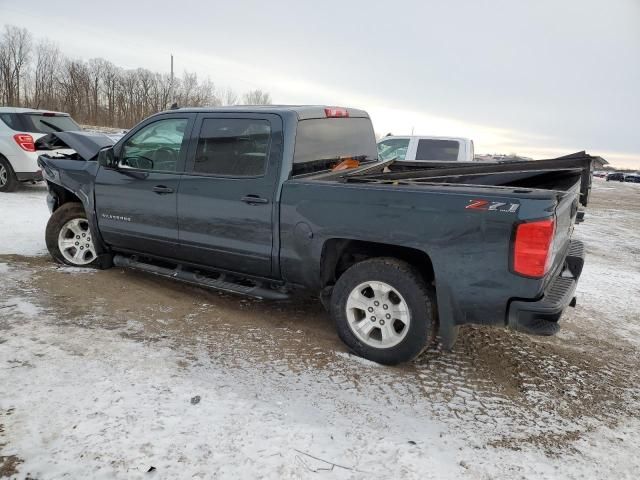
[0,25,272,128]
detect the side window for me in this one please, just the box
[377,138,410,161]
[415,139,460,161]
[193,118,271,177]
[120,118,188,172]
[0,113,19,130]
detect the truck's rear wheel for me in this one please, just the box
[330,257,435,365]
[0,156,19,192]
[46,203,100,268]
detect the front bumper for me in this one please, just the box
[507,240,585,335]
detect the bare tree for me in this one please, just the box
[0,24,273,128]
[242,89,272,105]
[221,87,239,106]
[32,39,60,109]
[0,25,32,105]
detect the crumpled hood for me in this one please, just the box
[36,131,116,161]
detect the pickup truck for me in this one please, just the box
[37,106,592,365]
[377,135,474,162]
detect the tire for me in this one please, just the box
[330,257,436,365]
[45,203,101,268]
[0,155,19,192]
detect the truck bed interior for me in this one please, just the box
[339,151,597,206]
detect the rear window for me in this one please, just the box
[19,114,81,134]
[416,139,460,161]
[292,118,378,175]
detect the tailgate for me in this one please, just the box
[547,187,580,282]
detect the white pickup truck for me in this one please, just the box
[377,135,474,162]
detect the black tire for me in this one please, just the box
[0,155,19,192]
[330,257,436,365]
[45,203,102,268]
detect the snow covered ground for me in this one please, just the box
[0,184,50,256]
[1,180,639,479]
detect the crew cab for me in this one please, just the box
[377,135,474,162]
[38,106,592,364]
[0,107,79,192]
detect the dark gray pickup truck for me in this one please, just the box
[38,106,592,364]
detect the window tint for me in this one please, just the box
[193,119,271,177]
[19,114,81,133]
[120,118,188,172]
[377,138,410,161]
[292,118,378,175]
[415,139,460,161]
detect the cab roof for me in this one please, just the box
[166,105,370,120]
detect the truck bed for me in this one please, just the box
[336,151,595,207]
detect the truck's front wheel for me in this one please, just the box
[46,203,101,268]
[330,258,436,365]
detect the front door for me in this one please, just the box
[177,113,282,277]
[95,115,193,259]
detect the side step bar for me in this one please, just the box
[113,255,290,300]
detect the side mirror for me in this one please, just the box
[97,147,117,168]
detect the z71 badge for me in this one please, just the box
[465,199,519,213]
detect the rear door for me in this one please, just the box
[176,113,283,277]
[94,114,194,258]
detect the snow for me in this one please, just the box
[0,184,51,256]
[2,299,639,479]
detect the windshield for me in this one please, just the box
[377,138,410,161]
[20,114,81,134]
[292,118,378,175]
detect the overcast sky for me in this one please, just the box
[2,0,639,167]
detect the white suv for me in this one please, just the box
[0,107,79,192]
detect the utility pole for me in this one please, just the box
[169,54,174,108]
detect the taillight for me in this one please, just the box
[324,107,349,118]
[513,218,556,278]
[13,134,36,152]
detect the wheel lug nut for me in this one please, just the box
[76,235,80,239]
[379,319,385,325]
[370,316,376,321]
[383,304,388,310]
[368,307,374,312]
[75,242,79,246]
[80,246,84,250]
[374,301,380,306]
[386,314,391,319]
[82,233,86,237]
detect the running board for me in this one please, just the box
[112,255,290,300]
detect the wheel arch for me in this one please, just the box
[320,238,436,289]
[47,181,83,212]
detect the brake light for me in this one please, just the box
[13,134,35,152]
[324,107,349,118]
[513,218,555,278]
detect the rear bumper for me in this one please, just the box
[16,170,43,182]
[507,240,585,335]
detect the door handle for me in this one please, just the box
[153,185,174,194]
[241,195,269,205]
